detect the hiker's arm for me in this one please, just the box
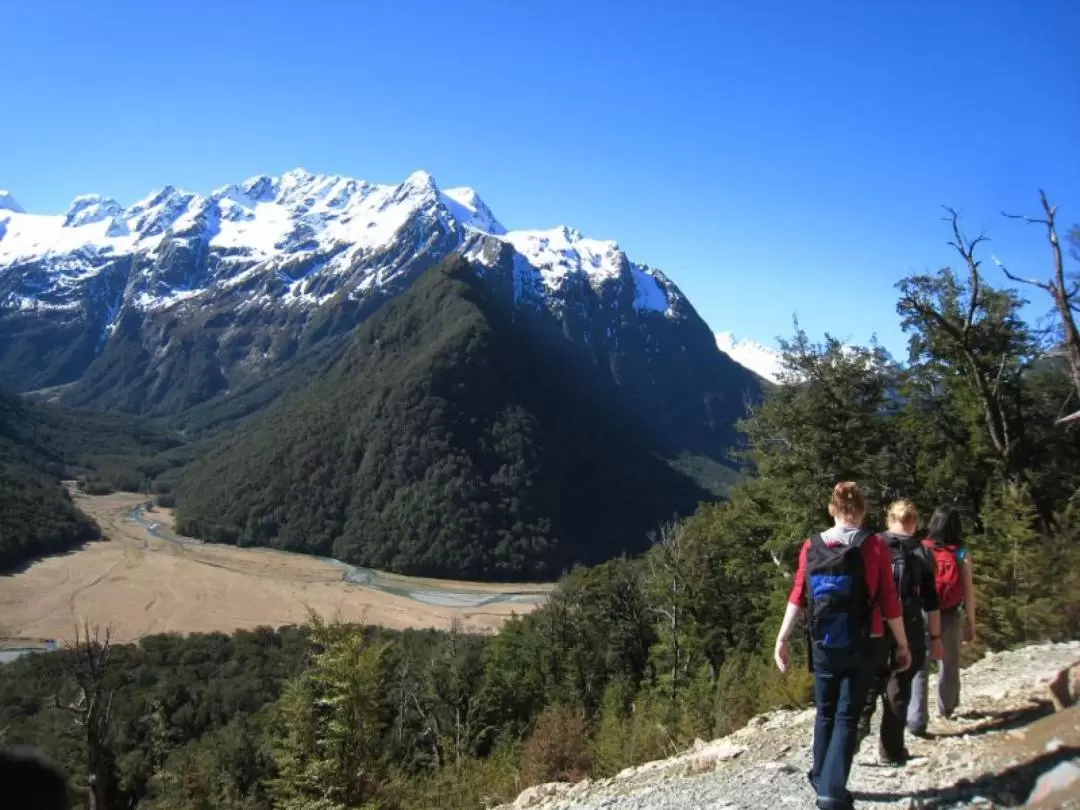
[775,542,808,673]
[876,540,903,625]
[774,602,802,673]
[777,601,802,643]
[885,615,909,651]
[920,552,945,659]
[877,541,912,669]
[926,610,944,660]
[920,552,940,613]
[962,550,976,641]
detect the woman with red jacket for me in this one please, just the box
[774,482,912,810]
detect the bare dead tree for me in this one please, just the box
[998,190,1080,423]
[902,209,1017,471]
[55,623,121,810]
[645,522,688,703]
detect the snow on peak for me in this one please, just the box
[440,187,506,235]
[0,168,681,320]
[715,332,783,383]
[0,191,24,214]
[64,195,124,227]
[402,169,437,192]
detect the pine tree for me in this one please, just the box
[266,615,390,810]
[976,484,1058,649]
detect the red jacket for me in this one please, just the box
[787,531,902,637]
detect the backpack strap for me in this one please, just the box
[851,529,874,548]
[853,530,882,623]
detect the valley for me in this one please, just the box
[0,493,551,646]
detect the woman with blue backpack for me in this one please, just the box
[774,481,911,810]
[907,506,977,736]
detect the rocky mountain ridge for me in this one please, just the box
[0,169,723,411]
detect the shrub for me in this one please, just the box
[520,705,591,785]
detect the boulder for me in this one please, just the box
[680,742,747,776]
[1047,659,1080,711]
[513,782,564,808]
[1027,758,1080,805]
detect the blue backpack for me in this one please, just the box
[805,531,874,649]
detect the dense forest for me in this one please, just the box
[174,257,717,581]
[0,389,186,570]
[3,200,1079,809]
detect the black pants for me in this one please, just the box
[858,638,926,761]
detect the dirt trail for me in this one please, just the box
[499,641,1080,810]
[0,493,551,645]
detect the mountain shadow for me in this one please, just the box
[0,388,188,571]
[175,257,718,581]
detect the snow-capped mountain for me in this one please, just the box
[0,169,674,319]
[0,169,759,454]
[715,332,783,383]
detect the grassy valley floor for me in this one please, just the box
[0,493,552,645]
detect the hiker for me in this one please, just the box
[908,506,976,735]
[857,500,945,764]
[774,481,911,810]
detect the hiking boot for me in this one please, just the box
[807,772,854,805]
[907,726,932,739]
[879,746,911,766]
[816,798,855,810]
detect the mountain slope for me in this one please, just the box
[175,257,716,580]
[0,461,96,572]
[0,389,186,570]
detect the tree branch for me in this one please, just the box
[944,206,987,333]
[993,255,1055,293]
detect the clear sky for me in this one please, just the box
[2,1,1077,357]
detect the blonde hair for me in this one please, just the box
[828,481,866,524]
[886,499,919,529]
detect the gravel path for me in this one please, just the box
[503,641,1080,810]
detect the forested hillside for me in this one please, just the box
[0,389,185,570]
[4,203,1079,810]
[175,257,716,580]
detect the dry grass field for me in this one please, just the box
[0,493,551,646]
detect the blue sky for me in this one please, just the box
[2,1,1077,357]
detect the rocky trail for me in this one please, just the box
[500,642,1080,810]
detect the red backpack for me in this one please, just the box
[924,538,963,611]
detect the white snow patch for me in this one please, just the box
[135,288,203,311]
[715,332,784,383]
[630,265,668,312]
[500,226,624,294]
[440,187,506,235]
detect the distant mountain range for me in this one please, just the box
[0,171,770,396]
[1,169,766,579]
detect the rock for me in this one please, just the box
[761,761,796,773]
[681,744,747,777]
[514,783,561,808]
[568,778,591,796]
[1027,759,1080,804]
[1048,659,1080,710]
